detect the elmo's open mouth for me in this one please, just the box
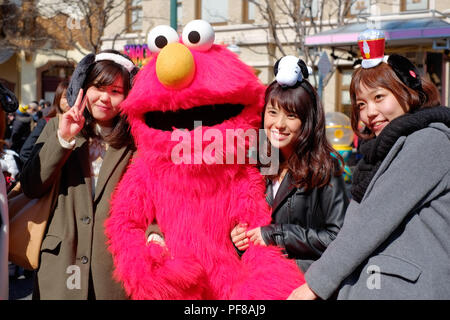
[144,103,245,131]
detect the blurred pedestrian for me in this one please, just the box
[0,82,19,300]
[38,99,45,110]
[10,105,32,162]
[4,113,15,145]
[29,101,40,123]
[19,80,69,165]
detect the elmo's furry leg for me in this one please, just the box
[105,164,206,300]
[231,245,305,300]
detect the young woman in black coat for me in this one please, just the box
[231,57,349,272]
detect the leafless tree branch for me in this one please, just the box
[0,0,131,62]
[247,0,373,86]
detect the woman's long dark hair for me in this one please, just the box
[81,50,134,149]
[263,80,343,192]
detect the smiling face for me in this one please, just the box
[264,101,301,159]
[86,76,125,127]
[356,83,407,136]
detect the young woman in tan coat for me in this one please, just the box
[20,50,137,299]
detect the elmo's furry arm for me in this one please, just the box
[229,168,305,299]
[105,160,206,299]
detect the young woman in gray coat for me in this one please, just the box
[231,57,349,273]
[288,52,450,299]
[20,50,138,299]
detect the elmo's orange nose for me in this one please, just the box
[156,42,195,89]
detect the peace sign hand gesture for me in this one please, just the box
[58,89,88,142]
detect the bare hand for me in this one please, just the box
[58,89,87,142]
[246,227,267,246]
[230,223,249,251]
[287,283,318,300]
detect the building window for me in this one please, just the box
[196,0,228,25]
[293,0,319,19]
[401,0,428,11]
[127,0,143,33]
[337,68,353,117]
[243,0,255,23]
[303,0,319,18]
[37,62,74,102]
[350,0,370,16]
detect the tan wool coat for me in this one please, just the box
[20,117,135,300]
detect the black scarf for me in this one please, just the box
[351,106,450,203]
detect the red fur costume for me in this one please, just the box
[105,22,305,299]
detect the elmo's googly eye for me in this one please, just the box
[182,20,215,52]
[147,25,179,53]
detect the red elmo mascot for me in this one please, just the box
[106,20,304,299]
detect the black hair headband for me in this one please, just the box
[387,54,423,93]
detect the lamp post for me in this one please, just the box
[170,0,178,30]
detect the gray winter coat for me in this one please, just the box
[305,123,450,300]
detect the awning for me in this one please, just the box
[305,18,450,50]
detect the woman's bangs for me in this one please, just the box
[93,67,121,87]
[354,64,396,96]
[88,60,128,89]
[269,88,297,115]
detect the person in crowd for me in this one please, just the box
[53,80,70,114]
[231,56,349,273]
[10,104,32,156]
[0,82,19,300]
[29,101,41,123]
[19,80,69,165]
[4,112,15,145]
[38,99,45,110]
[19,50,138,300]
[288,32,450,300]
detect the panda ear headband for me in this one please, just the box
[66,52,139,107]
[358,29,423,95]
[274,56,309,88]
[273,56,317,106]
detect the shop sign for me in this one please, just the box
[123,44,152,68]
